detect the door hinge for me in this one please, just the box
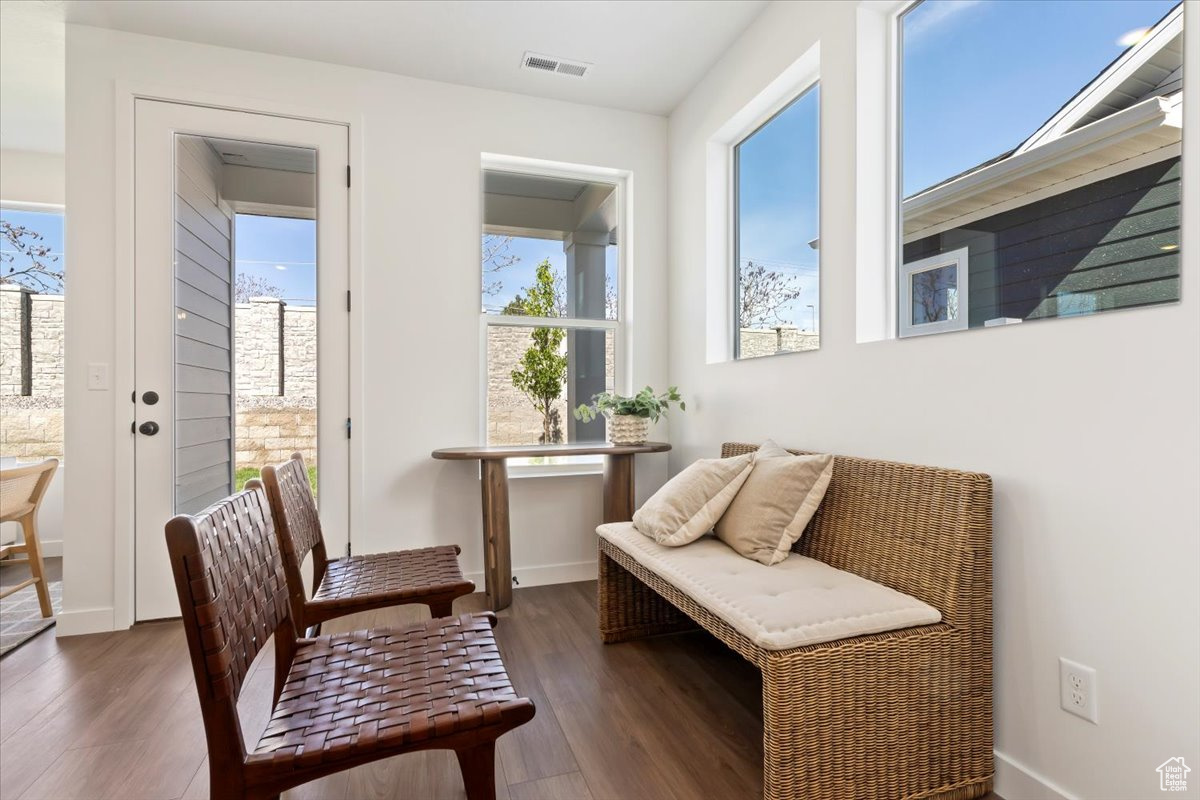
[346,165,351,188]
[346,541,352,558]
[346,290,351,312]
[346,417,352,439]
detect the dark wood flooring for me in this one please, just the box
[0,580,1001,799]
[0,556,62,590]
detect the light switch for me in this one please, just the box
[87,363,110,391]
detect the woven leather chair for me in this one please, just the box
[252,453,474,633]
[165,488,536,800]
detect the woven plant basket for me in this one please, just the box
[607,414,649,445]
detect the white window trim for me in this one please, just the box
[705,42,821,364]
[478,154,630,474]
[731,81,821,361]
[899,246,969,338]
[856,0,914,344]
[0,200,66,213]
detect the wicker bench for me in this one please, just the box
[597,443,993,800]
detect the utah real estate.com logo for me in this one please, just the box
[1158,757,1190,792]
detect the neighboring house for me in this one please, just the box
[1157,757,1190,791]
[902,3,1183,332]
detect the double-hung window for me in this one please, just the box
[480,167,620,453]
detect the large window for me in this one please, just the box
[899,0,1183,337]
[481,168,619,448]
[1,206,65,461]
[734,83,820,359]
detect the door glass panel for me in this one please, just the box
[173,135,316,514]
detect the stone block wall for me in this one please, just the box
[739,327,820,359]
[235,298,283,396]
[1,288,619,463]
[486,325,616,446]
[31,295,65,396]
[235,397,317,468]
[283,306,316,397]
[0,397,64,459]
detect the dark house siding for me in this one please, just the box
[904,157,1181,327]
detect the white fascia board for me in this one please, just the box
[1017,5,1183,154]
[903,94,1180,224]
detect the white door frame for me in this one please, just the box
[111,84,364,629]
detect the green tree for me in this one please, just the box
[506,259,568,444]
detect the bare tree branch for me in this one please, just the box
[1,221,63,293]
[738,260,801,328]
[235,273,283,303]
[482,234,519,297]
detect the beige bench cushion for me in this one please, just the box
[598,522,942,651]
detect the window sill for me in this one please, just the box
[507,456,605,479]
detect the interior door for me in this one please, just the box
[133,100,349,621]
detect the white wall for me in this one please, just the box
[0,149,64,205]
[667,2,1199,799]
[63,25,669,632]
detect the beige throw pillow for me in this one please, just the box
[715,440,834,565]
[632,454,754,546]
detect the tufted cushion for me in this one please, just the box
[597,522,941,650]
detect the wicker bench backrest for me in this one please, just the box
[721,443,992,630]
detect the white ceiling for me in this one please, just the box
[2,0,767,155]
[202,137,317,173]
[484,170,592,202]
[62,0,768,116]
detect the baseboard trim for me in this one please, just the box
[55,606,115,636]
[995,750,1078,800]
[465,560,596,590]
[41,539,62,558]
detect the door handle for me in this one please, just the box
[138,421,160,436]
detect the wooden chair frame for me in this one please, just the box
[253,453,473,633]
[166,488,533,800]
[0,458,59,617]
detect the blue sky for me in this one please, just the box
[234,214,316,306]
[1,208,65,292]
[736,83,821,332]
[482,233,617,319]
[902,0,1179,195]
[2,0,1182,326]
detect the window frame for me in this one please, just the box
[898,246,969,338]
[730,81,822,361]
[477,156,629,473]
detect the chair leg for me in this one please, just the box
[428,599,454,619]
[455,740,497,800]
[20,517,53,618]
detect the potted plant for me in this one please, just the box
[573,386,685,445]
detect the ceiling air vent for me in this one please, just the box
[521,51,592,78]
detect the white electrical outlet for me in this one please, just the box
[1059,657,1098,724]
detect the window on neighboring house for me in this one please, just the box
[898,0,1183,338]
[481,169,620,451]
[733,82,820,360]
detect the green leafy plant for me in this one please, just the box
[574,386,685,424]
[507,259,569,444]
